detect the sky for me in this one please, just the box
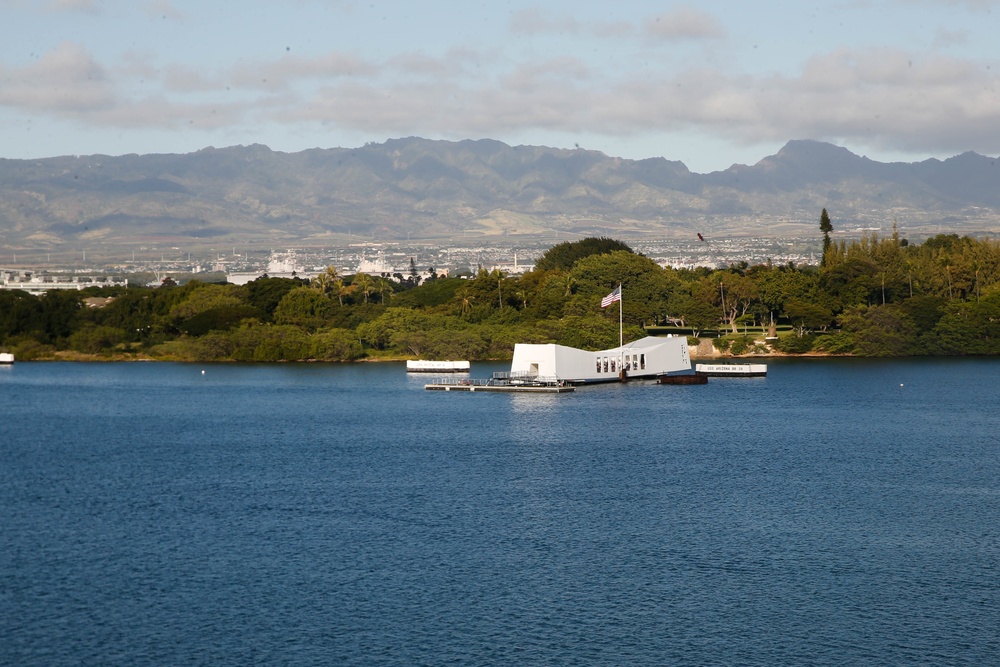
[1,0,998,173]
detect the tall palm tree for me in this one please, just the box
[490,268,505,309]
[940,258,954,300]
[311,265,339,295]
[456,290,474,318]
[333,278,348,306]
[374,276,393,304]
[353,273,374,303]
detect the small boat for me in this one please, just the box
[695,363,767,377]
[657,373,708,385]
[0,352,14,364]
[406,360,470,373]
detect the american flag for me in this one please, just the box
[601,285,621,308]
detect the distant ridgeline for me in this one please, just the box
[2,234,1000,362]
[1,138,999,246]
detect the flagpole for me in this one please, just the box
[618,282,623,349]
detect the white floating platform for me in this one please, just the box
[425,383,574,393]
[406,360,470,373]
[426,374,574,393]
[695,363,767,377]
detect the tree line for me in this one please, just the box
[3,225,1000,361]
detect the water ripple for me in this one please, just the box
[2,359,1000,665]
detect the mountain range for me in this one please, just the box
[1,138,998,249]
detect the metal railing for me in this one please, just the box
[424,377,492,387]
[490,371,563,386]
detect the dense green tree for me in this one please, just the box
[820,257,881,309]
[718,272,758,333]
[178,305,262,336]
[356,308,439,350]
[168,283,244,320]
[36,290,84,344]
[520,271,571,320]
[533,236,635,272]
[311,265,340,295]
[927,290,1000,355]
[192,331,237,361]
[554,315,644,350]
[68,324,127,354]
[676,295,720,337]
[820,208,833,266]
[351,273,374,304]
[391,277,464,309]
[458,268,516,320]
[784,298,834,336]
[393,328,489,360]
[273,287,336,330]
[568,250,673,325]
[251,326,312,361]
[748,264,818,325]
[900,295,947,332]
[838,305,919,356]
[310,328,365,361]
[0,290,43,343]
[240,277,308,319]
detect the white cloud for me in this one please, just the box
[228,52,377,91]
[508,8,634,39]
[44,0,103,13]
[508,8,585,36]
[643,7,726,41]
[4,36,999,161]
[141,0,183,21]
[0,41,113,112]
[90,95,248,129]
[273,45,1000,157]
[507,7,725,42]
[896,0,1000,10]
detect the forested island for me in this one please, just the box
[2,228,1000,361]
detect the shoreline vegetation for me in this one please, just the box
[19,350,849,363]
[4,230,1000,363]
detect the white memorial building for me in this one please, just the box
[509,335,691,384]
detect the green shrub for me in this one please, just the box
[772,333,816,354]
[812,332,855,354]
[9,337,57,360]
[310,329,364,361]
[728,336,750,355]
[68,325,126,354]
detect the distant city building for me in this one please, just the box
[1,270,127,294]
[227,250,316,285]
[355,251,394,276]
[354,251,449,283]
[490,252,532,275]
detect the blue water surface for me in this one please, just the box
[2,358,999,665]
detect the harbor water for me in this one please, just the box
[2,358,999,665]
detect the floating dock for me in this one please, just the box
[425,371,574,393]
[407,360,470,373]
[425,382,574,393]
[657,373,708,385]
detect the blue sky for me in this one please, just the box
[1,0,998,172]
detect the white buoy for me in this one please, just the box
[202,370,206,375]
